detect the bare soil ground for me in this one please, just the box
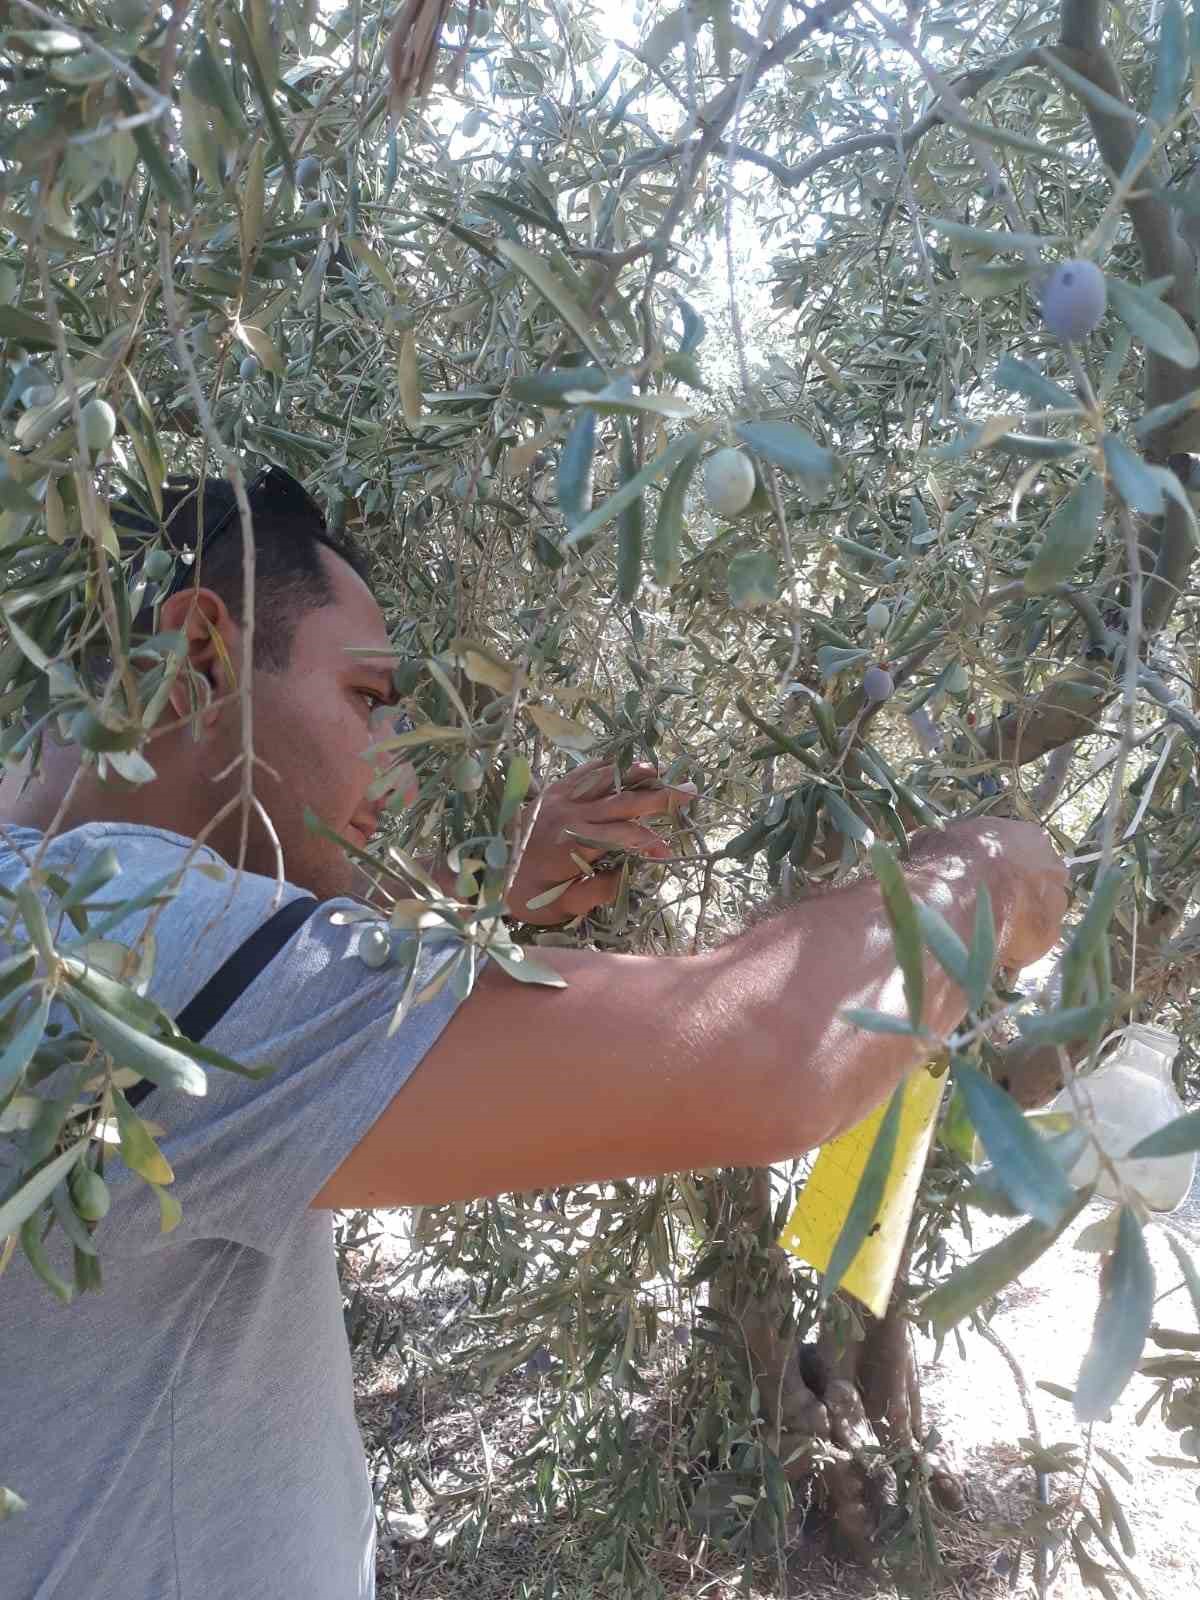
[347,1189,1200,1600]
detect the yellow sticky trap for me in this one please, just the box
[778,1067,947,1318]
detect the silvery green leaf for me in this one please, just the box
[953,1059,1075,1226]
[1024,471,1106,593]
[820,1086,904,1305]
[735,421,834,493]
[1102,434,1165,515]
[1075,1206,1154,1422]
[0,1138,88,1242]
[1107,276,1200,368]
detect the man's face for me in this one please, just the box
[206,548,401,900]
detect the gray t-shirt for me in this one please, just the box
[0,822,468,1599]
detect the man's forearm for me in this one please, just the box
[700,841,1015,1158]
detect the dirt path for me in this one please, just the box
[915,1187,1199,1599]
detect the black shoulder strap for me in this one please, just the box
[124,895,319,1112]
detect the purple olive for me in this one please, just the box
[863,666,894,702]
[525,1344,553,1378]
[1041,259,1107,342]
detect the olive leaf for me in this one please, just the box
[1151,0,1188,126]
[921,1186,1091,1335]
[398,333,423,430]
[562,430,704,551]
[496,240,608,365]
[525,703,596,751]
[653,439,702,587]
[1126,1108,1200,1159]
[953,1059,1076,1226]
[869,841,924,1028]
[616,417,643,604]
[1024,470,1106,593]
[558,407,597,529]
[819,1085,904,1306]
[1062,866,1127,1008]
[112,1087,175,1186]
[992,353,1081,412]
[734,421,833,494]
[0,1138,88,1243]
[1075,1207,1155,1423]
[726,550,778,610]
[1107,276,1200,368]
[1102,434,1165,515]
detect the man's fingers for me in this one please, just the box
[561,760,619,801]
[583,781,696,823]
[559,868,624,917]
[563,821,671,859]
[553,757,637,803]
[560,759,663,803]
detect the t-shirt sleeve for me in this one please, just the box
[98,899,474,1258]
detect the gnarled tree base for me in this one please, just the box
[695,1169,962,1566]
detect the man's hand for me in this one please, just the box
[508,759,696,925]
[909,817,1069,971]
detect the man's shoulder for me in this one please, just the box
[2,821,319,1008]
[17,821,287,901]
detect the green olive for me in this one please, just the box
[70,1167,111,1222]
[453,754,485,792]
[80,398,116,454]
[143,548,174,581]
[357,925,391,969]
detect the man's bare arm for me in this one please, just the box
[310,820,1066,1210]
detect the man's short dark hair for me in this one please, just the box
[119,470,372,672]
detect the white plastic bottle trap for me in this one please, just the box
[1047,1022,1195,1212]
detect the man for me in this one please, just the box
[0,471,1068,1598]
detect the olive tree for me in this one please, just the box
[1,1,1199,1594]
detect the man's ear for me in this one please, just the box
[159,589,241,728]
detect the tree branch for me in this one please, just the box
[970,5,1200,767]
[597,48,1036,203]
[566,0,860,271]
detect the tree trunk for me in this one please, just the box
[705,1168,958,1563]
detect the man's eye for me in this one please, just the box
[359,691,385,713]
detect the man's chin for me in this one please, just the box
[258,841,362,904]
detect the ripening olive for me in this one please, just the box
[143,547,174,581]
[70,1166,111,1222]
[703,448,756,517]
[452,754,485,792]
[862,665,894,702]
[1041,258,1107,342]
[945,661,970,696]
[357,925,392,968]
[80,398,116,454]
[296,155,322,191]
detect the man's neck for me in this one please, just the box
[0,744,192,840]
